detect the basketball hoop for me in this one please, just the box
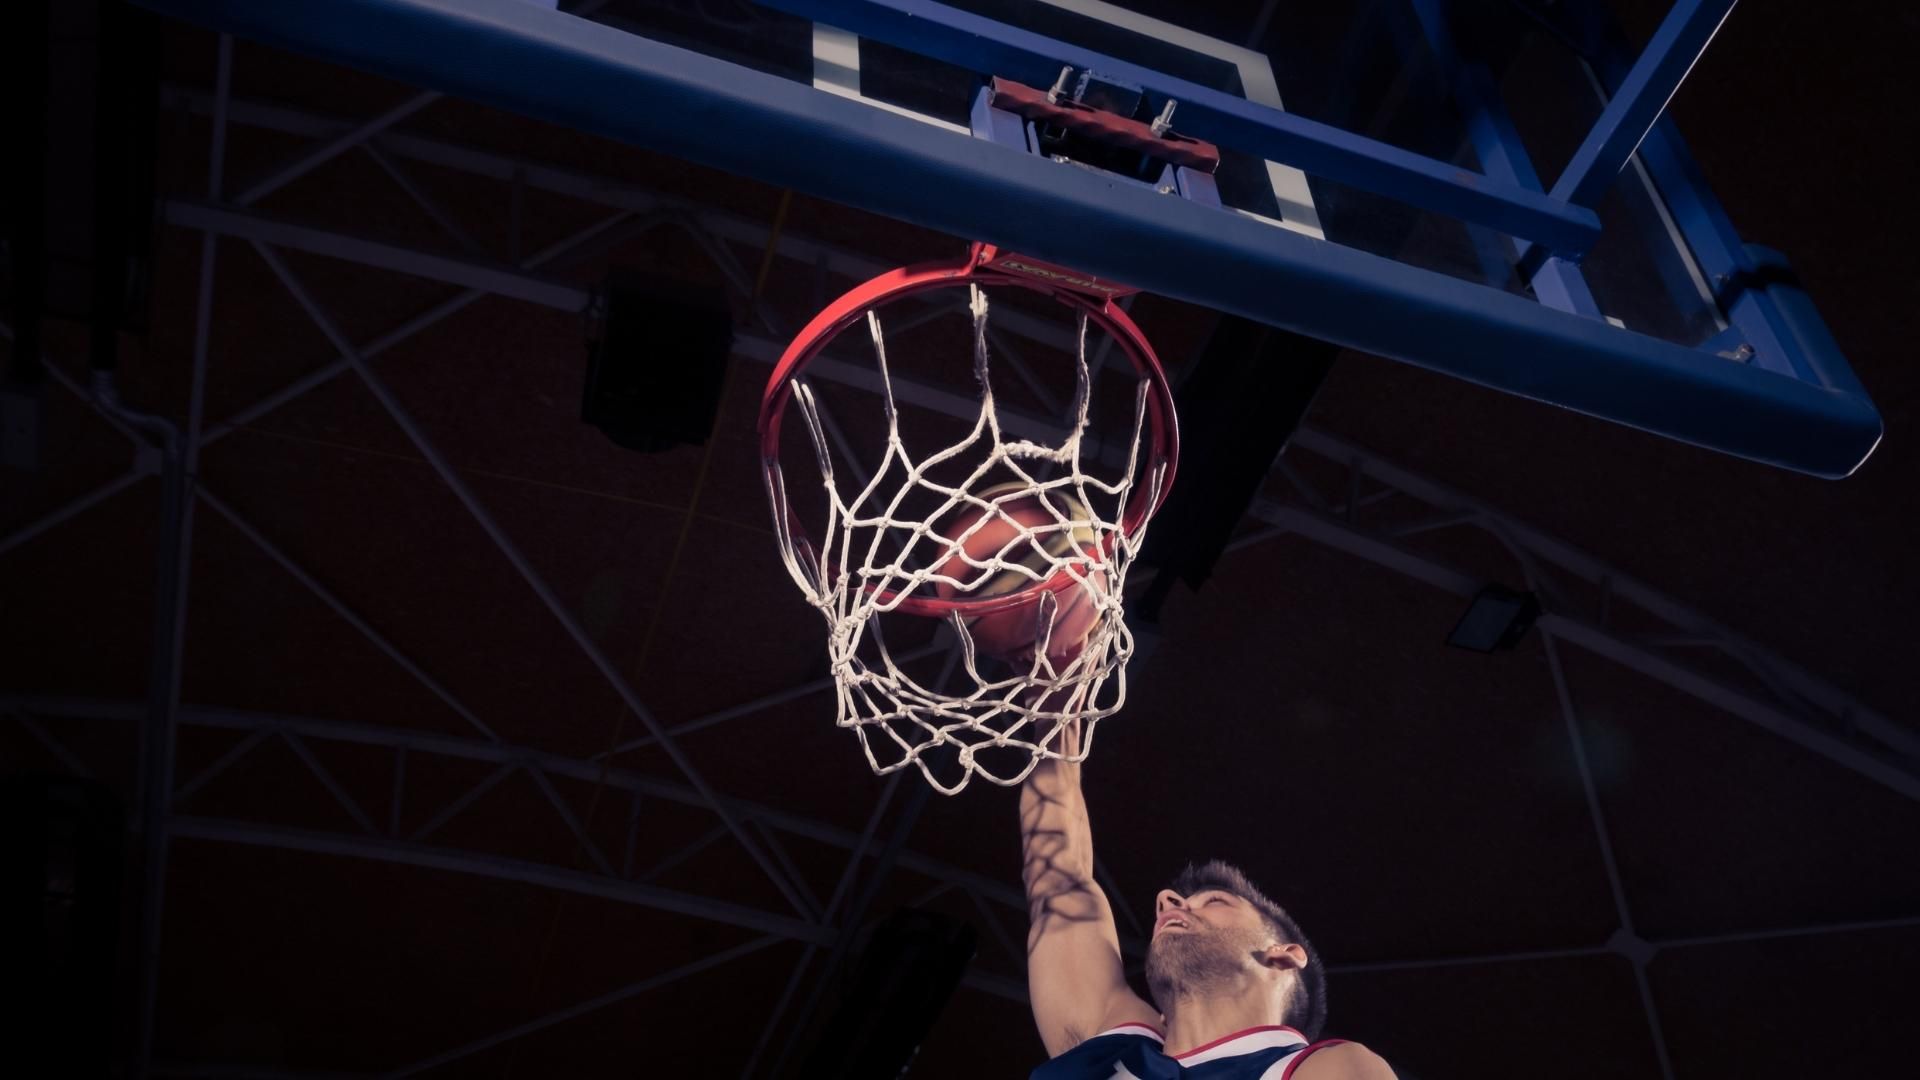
[760,243,1178,793]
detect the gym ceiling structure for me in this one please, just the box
[4,1,1916,1077]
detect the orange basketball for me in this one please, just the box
[931,483,1108,661]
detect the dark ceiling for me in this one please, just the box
[3,1,1918,1078]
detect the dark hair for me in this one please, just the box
[1164,860,1328,1040]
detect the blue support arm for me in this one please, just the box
[1549,0,1738,210]
[756,0,1601,254]
[131,0,1880,477]
[1404,0,1602,318]
[1562,0,1814,384]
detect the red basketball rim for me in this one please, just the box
[759,244,1179,619]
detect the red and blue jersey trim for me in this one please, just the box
[1036,1021,1353,1079]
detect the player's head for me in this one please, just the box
[1144,860,1328,1039]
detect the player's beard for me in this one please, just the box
[1145,920,1267,1008]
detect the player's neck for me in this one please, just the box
[1159,986,1285,1058]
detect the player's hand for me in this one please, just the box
[1009,566,1108,668]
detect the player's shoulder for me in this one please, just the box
[1097,995,1164,1037]
[1288,1040,1396,1080]
[1030,1020,1165,1080]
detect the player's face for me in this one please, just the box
[1149,888,1267,942]
[1144,888,1274,1003]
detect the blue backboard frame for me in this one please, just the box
[134,0,1882,478]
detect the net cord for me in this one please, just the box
[766,286,1163,794]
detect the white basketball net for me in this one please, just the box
[765,285,1167,794]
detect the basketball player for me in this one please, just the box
[1020,719,1395,1078]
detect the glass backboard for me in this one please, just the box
[134,0,1881,477]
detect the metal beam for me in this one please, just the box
[767,736,942,1076]
[364,143,485,255]
[283,733,381,835]
[1329,943,1609,975]
[154,201,1071,450]
[1285,428,1916,769]
[1540,614,1920,798]
[164,200,588,310]
[233,90,442,207]
[1541,628,1677,1080]
[525,764,614,876]
[1553,2,1807,383]
[168,817,832,943]
[197,487,503,744]
[2,697,1031,913]
[135,35,231,1078]
[1404,0,1602,318]
[192,206,646,449]
[1244,499,1919,800]
[635,823,730,885]
[388,935,783,1077]
[149,1060,374,1068]
[0,467,147,558]
[174,729,276,805]
[159,85,1079,353]
[10,714,96,777]
[13,705,1911,986]
[247,242,813,918]
[1323,914,1920,976]
[744,772,907,1079]
[598,641,946,759]
[1548,0,1739,211]
[409,763,517,843]
[1655,913,1920,951]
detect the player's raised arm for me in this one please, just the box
[1020,720,1158,1057]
